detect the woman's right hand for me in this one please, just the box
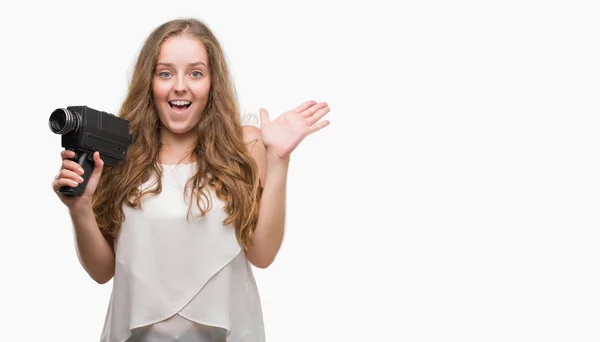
[52,149,105,212]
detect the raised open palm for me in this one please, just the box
[259,100,330,160]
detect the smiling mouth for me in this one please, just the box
[169,101,192,111]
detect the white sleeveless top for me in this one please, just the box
[100,162,266,342]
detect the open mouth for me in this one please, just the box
[169,100,192,111]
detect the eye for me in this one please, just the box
[158,71,172,78]
[190,71,203,78]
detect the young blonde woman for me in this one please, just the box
[52,18,330,342]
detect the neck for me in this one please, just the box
[159,127,198,165]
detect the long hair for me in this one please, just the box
[92,18,262,251]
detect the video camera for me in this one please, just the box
[49,105,133,196]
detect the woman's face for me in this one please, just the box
[152,34,212,136]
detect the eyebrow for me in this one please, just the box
[155,62,208,68]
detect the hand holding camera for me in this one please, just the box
[53,149,105,211]
[49,106,132,210]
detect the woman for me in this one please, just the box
[51,18,330,342]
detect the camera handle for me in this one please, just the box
[59,150,96,197]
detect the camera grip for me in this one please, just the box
[59,150,96,197]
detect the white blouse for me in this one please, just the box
[99,161,266,342]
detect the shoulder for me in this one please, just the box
[240,115,266,183]
[242,125,262,145]
[242,125,265,162]
[241,112,263,147]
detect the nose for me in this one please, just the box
[174,76,187,93]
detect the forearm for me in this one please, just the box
[69,206,115,284]
[246,152,289,268]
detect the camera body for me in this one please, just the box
[49,105,133,196]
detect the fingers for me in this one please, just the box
[301,101,328,118]
[304,102,331,135]
[308,119,330,135]
[306,105,330,126]
[53,149,85,194]
[62,158,85,175]
[58,168,84,183]
[55,150,84,178]
[294,100,317,113]
[52,156,83,193]
[58,149,76,173]
[53,176,81,192]
[61,149,76,160]
[303,102,331,134]
[53,169,84,193]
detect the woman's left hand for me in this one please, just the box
[259,100,330,160]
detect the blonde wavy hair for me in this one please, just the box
[92,18,262,251]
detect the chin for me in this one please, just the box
[166,124,196,135]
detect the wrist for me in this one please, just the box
[69,203,95,219]
[265,148,290,166]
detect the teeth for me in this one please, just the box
[170,100,191,106]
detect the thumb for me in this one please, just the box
[82,151,105,197]
[91,151,105,179]
[259,108,270,127]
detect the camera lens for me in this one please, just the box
[49,108,79,135]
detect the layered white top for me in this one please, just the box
[100,162,265,342]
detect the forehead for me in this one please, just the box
[157,35,209,65]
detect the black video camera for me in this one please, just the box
[49,105,133,196]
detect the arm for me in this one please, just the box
[243,125,287,268]
[54,150,115,284]
[241,101,330,268]
[70,206,115,284]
